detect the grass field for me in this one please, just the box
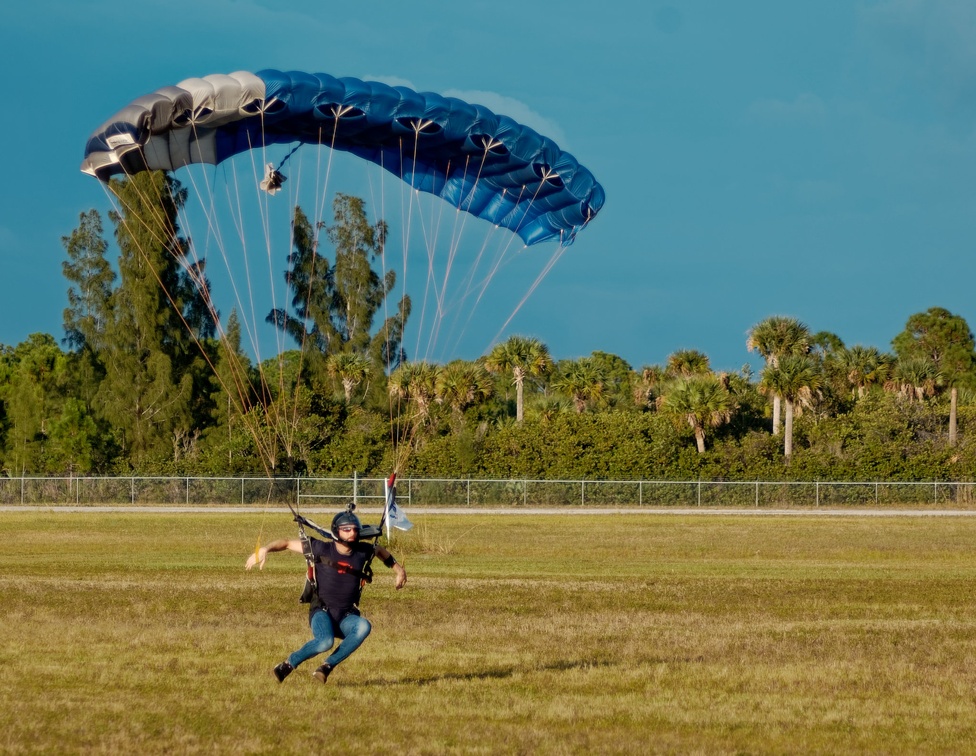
[1,511,975,754]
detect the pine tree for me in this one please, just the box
[61,210,115,410]
[96,171,203,464]
[267,196,410,373]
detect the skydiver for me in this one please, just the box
[246,508,407,684]
[259,163,286,195]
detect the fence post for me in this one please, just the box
[466,478,470,507]
[639,480,643,507]
[755,481,759,508]
[816,481,819,508]
[697,480,701,507]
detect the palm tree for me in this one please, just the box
[747,316,811,435]
[324,352,372,403]
[551,357,606,413]
[839,346,891,398]
[659,375,734,453]
[760,355,821,460]
[885,357,942,404]
[484,336,553,423]
[525,395,571,423]
[435,360,493,429]
[665,349,711,378]
[633,364,666,409]
[388,361,440,424]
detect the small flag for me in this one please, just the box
[383,474,413,532]
[387,497,414,531]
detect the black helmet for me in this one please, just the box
[331,510,362,540]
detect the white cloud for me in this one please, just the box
[443,90,569,147]
[364,77,569,147]
[363,75,417,90]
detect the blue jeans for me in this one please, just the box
[287,609,371,669]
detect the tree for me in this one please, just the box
[659,375,734,453]
[389,361,441,427]
[747,316,811,435]
[484,336,554,423]
[435,360,494,430]
[810,332,848,411]
[810,331,844,358]
[839,346,891,398]
[46,398,100,475]
[551,357,607,413]
[267,197,410,373]
[760,355,821,460]
[61,210,115,409]
[633,364,666,409]
[205,310,262,466]
[61,210,114,348]
[892,307,976,446]
[665,349,711,378]
[886,357,942,404]
[1,334,75,474]
[586,351,635,408]
[97,171,203,464]
[327,194,392,355]
[326,352,373,404]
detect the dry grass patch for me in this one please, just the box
[0,512,974,753]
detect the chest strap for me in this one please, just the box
[314,555,374,584]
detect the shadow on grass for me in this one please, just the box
[350,657,619,688]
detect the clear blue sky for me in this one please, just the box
[3,1,976,374]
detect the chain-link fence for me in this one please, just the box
[1,475,974,509]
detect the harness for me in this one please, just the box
[296,519,317,605]
[287,473,396,607]
[315,554,373,583]
[287,504,378,606]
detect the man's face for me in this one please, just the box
[337,525,359,543]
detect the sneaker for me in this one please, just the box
[273,661,294,683]
[313,663,333,683]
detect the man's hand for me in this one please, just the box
[245,547,268,571]
[393,563,407,590]
[245,539,299,570]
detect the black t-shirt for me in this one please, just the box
[309,537,374,620]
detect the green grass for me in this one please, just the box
[1,512,975,754]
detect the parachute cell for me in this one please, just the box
[81,70,604,245]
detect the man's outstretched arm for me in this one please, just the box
[245,539,304,570]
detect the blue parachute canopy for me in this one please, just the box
[81,70,604,245]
